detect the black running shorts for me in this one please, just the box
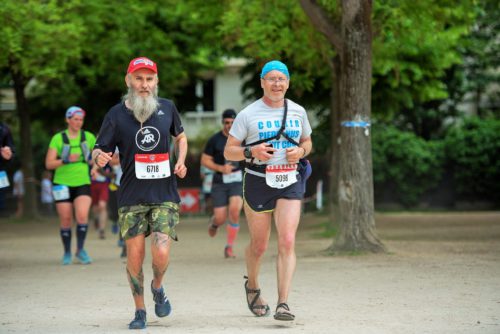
[243,166,303,212]
[53,184,91,203]
[211,182,243,208]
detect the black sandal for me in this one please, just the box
[243,276,270,317]
[273,302,295,321]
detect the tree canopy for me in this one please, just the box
[0,0,494,219]
[25,0,227,131]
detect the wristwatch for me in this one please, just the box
[243,146,253,159]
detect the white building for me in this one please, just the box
[0,88,16,112]
[180,58,252,139]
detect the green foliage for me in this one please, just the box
[444,116,500,201]
[0,0,86,81]
[2,0,496,206]
[220,0,480,144]
[381,0,499,139]
[3,1,227,132]
[220,0,334,98]
[75,0,227,96]
[360,118,499,207]
[372,0,477,121]
[445,0,500,118]
[372,125,444,206]
[310,114,331,155]
[313,222,337,239]
[9,119,52,178]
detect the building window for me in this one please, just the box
[176,79,214,113]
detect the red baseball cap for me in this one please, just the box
[127,57,157,74]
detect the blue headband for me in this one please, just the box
[260,60,289,79]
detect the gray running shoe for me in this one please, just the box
[151,281,171,317]
[128,309,146,329]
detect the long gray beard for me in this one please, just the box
[123,86,159,123]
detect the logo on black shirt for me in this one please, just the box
[135,126,160,151]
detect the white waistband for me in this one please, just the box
[244,168,266,178]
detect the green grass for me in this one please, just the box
[310,220,337,238]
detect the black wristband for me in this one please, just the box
[243,146,252,159]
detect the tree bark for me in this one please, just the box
[328,55,341,229]
[330,0,384,253]
[300,0,385,253]
[10,65,39,219]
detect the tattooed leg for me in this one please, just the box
[127,267,144,296]
[126,267,145,309]
[151,232,171,289]
[125,235,146,309]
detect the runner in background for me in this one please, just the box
[90,164,112,239]
[201,109,243,258]
[45,106,96,265]
[107,150,126,258]
[199,165,214,214]
[0,122,14,214]
[40,170,54,216]
[12,167,24,218]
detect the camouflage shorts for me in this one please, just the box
[118,202,180,241]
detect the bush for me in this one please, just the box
[444,117,500,202]
[372,125,444,207]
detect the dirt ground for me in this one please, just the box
[0,211,499,334]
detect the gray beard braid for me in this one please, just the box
[122,86,159,123]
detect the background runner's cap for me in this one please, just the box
[260,60,289,79]
[65,106,86,119]
[127,57,157,74]
[222,109,237,119]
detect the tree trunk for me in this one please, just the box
[329,0,384,253]
[11,69,39,219]
[474,86,481,117]
[300,0,384,253]
[328,55,341,229]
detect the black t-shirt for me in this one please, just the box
[203,131,242,184]
[94,98,184,207]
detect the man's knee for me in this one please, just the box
[59,215,72,225]
[278,233,296,253]
[153,245,170,259]
[249,240,268,257]
[228,207,241,220]
[75,211,90,223]
[98,201,107,210]
[75,217,88,225]
[213,210,227,224]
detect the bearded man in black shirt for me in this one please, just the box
[93,57,187,330]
